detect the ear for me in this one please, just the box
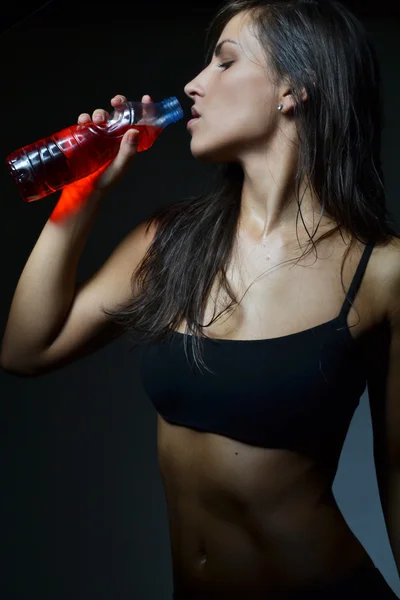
[280,85,310,113]
[280,70,316,113]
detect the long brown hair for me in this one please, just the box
[103,0,399,374]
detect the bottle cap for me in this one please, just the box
[158,97,184,127]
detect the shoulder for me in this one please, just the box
[357,236,400,383]
[369,236,400,324]
[129,217,160,256]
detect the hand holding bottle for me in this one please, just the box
[74,93,153,194]
[49,93,176,222]
[5,92,183,222]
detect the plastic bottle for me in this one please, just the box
[5,96,184,203]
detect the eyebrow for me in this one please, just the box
[213,39,239,57]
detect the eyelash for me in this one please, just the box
[217,61,234,70]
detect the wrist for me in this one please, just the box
[51,179,106,223]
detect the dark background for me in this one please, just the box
[1,1,400,599]
[1,0,400,37]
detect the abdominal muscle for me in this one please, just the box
[157,414,374,597]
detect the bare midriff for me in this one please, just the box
[157,415,375,597]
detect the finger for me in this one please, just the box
[122,127,140,150]
[92,108,109,123]
[110,94,127,107]
[98,128,139,189]
[92,95,127,124]
[77,112,91,124]
[141,94,154,123]
[93,93,127,123]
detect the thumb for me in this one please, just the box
[111,128,140,170]
[125,128,140,148]
[94,129,140,191]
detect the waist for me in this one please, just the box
[172,561,394,600]
[169,491,374,597]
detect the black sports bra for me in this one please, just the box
[139,242,375,471]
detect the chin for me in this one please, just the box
[190,140,237,164]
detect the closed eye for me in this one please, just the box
[217,61,234,70]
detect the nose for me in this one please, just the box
[184,77,197,101]
[184,67,206,101]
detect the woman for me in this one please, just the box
[2,0,399,598]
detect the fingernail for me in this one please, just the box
[128,130,138,143]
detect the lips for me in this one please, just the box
[191,107,201,118]
[187,117,200,129]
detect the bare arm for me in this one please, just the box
[0,93,154,376]
[368,239,400,575]
[1,207,156,376]
[1,188,103,373]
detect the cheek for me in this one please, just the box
[220,86,270,129]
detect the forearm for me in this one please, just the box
[1,188,104,368]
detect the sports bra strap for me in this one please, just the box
[338,241,375,322]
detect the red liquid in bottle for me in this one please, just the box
[6,121,163,222]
